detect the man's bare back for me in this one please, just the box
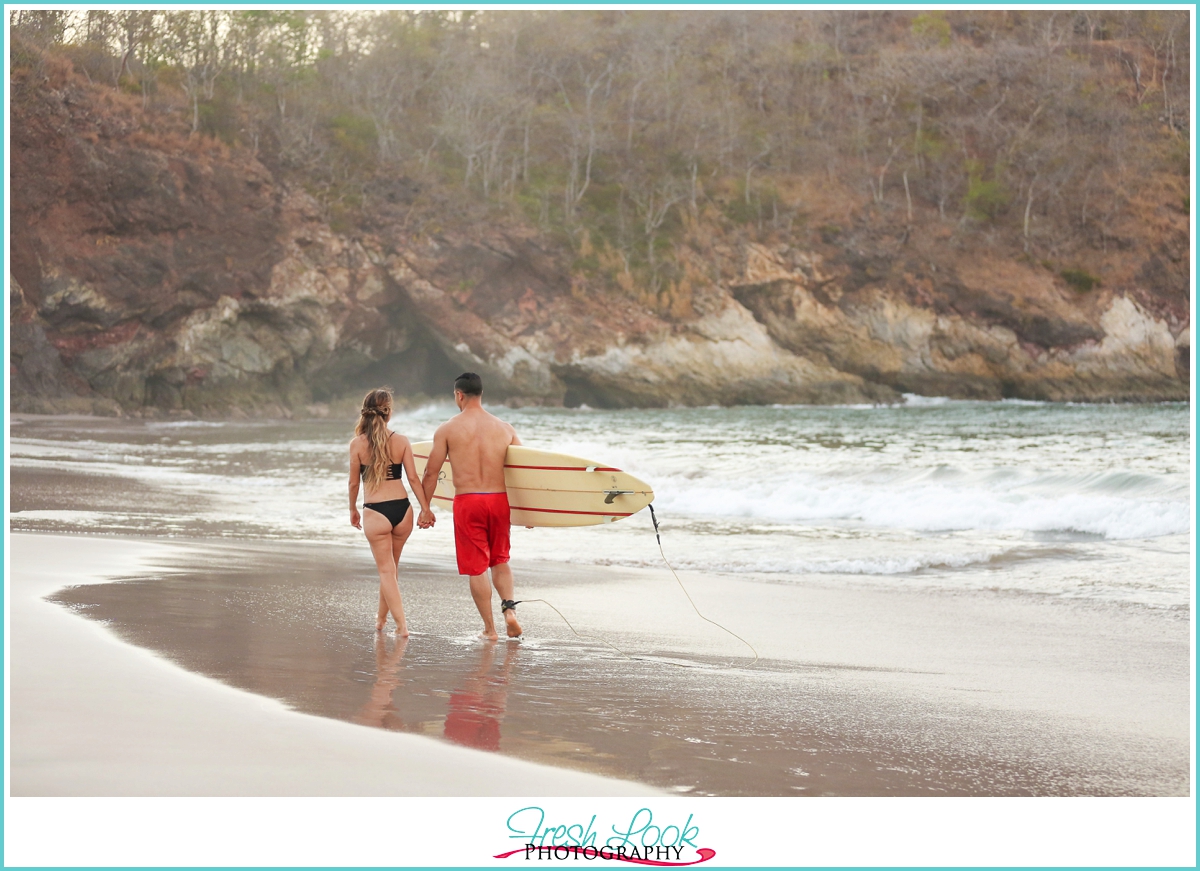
[420,374,523,640]
[428,405,520,493]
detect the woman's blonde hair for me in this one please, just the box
[356,387,395,488]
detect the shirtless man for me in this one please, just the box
[421,372,524,640]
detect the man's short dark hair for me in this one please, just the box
[454,372,483,396]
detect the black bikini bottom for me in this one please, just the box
[364,498,412,528]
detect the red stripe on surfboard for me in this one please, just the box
[505,464,621,472]
[431,494,631,518]
[414,454,619,474]
[512,505,633,517]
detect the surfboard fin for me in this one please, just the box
[603,489,635,504]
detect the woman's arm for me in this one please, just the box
[401,439,435,528]
[348,440,362,529]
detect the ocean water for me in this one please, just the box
[10,399,1193,610]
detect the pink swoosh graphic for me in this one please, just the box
[493,847,716,866]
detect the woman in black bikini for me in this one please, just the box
[348,388,435,634]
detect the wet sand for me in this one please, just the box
[9,533,660,796]
[12,531,1190,797]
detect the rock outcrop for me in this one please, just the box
[731,245,1188,402]
[9,73,1189,416]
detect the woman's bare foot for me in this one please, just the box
[479,630,499,641]
[378,617,408,636]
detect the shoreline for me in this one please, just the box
[9,397,1194,427]
[9,530,1191,797]
[8,532,661,796]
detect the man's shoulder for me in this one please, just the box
[498,415,518,439]
[481,407,515,429]
[473,410,512,437]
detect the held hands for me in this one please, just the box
[418,507,436,529]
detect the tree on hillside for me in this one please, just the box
[10,8,1190,309]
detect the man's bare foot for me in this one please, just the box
[505,610,523,638]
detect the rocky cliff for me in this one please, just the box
[10,67,1189,417]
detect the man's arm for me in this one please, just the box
[421,425,450,508]
[401,439,436,528]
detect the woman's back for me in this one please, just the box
[356,431,410,499]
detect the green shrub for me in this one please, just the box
[964,160,1009,221]
[1060,268,1100,292]
[198,96,240,144]
[327,112,377,164]
[722,179,778,226]
[912,12,952,47]
[820,223,842,243]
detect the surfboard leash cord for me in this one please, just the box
[515,598,635,660]
[514,506,760,669]
[647,503,760,668]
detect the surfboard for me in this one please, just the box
[410,442,654,528]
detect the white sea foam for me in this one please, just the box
[144,420,231,429]
[10,401,1191,608]
[649,471,1189,540]
[561,549,1005,576]
[901,393,952,406]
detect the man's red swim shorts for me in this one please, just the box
[452,492,512,576]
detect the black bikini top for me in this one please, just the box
[361,462,405,480]
[361,432,404,481]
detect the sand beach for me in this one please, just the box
[10,529,1189,798]
[9,532,660,797]
[6,404,1195,865]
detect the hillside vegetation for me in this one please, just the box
[9,10,1190,414]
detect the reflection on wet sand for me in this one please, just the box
[355,634,410,731]
[443,642,519,752]
[46,543,1191,796]
[353,633,520,752]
